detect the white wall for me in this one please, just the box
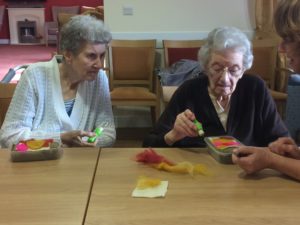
[104,0,256,47]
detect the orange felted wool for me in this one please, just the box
[135,148,211,176]
[26,139,46,150]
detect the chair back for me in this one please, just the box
[52,6,80,22]
[246,39,279,89]
[247,38,291,118]
[0,83,17,127]
[108,39,156,91]
[276,53,291,93]
[108,39,160,124]
[56,13,77,53]
[163,40,205,67]
[82,10,104,21]
[161,40,204,106]
[57,13,76,31]
[81,6,104,21]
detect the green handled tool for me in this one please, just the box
[88,127,104,143]
[193,119,204,136]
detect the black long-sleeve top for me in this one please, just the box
[143,74,289,147]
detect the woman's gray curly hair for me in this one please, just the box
[59,15,112,55]
[198,27,253,70]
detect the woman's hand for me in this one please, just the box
[60,130,97,147]
[268,137,300,159]
[164,109,198,146]
[232,146,272,174]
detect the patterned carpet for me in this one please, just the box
[0,44,56,82]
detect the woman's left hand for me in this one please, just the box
[232,146,272,174]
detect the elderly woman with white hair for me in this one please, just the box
[143,26,288,148]
[0,15,116,148]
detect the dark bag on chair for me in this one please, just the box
[158,59,203,86]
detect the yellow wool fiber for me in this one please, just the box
[152,161,211,176]
[136,176,161,190]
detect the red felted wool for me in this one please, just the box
[135,148,174,165]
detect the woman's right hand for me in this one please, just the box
[164,109,198,146]
[268,137,300,159]
[60,130,97,147]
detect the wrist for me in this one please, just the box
[60,132,69,146]
[266,149,278,169]
[164,130,177,146]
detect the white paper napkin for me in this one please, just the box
[132,181,168,198]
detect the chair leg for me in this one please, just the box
[44,30,48,47]
[150,107,155,126]
[150,104,161,126]
[155,104,161,123]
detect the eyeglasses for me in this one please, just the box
[209,66,243,78]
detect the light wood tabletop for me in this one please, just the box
[0,148,100,225]
[85,148,300,225]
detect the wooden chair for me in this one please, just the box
[246,38,289,117]
[247,39,279,89]
[56,11,104,55]
[55,12,77,54]
[163,40,205,67]
[44,6,80,46]
[161,40,205,105]
[0,83,17,127]
[81,6,104,21]
[108,39,160,124]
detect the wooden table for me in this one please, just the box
[85,148,300,225]
[0,148,100,225]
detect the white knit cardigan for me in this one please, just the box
[0,56,116,148]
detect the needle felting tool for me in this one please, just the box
[88,127,104,143]
[193,119,204,136]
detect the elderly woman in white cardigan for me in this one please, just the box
[0,15,116,148]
